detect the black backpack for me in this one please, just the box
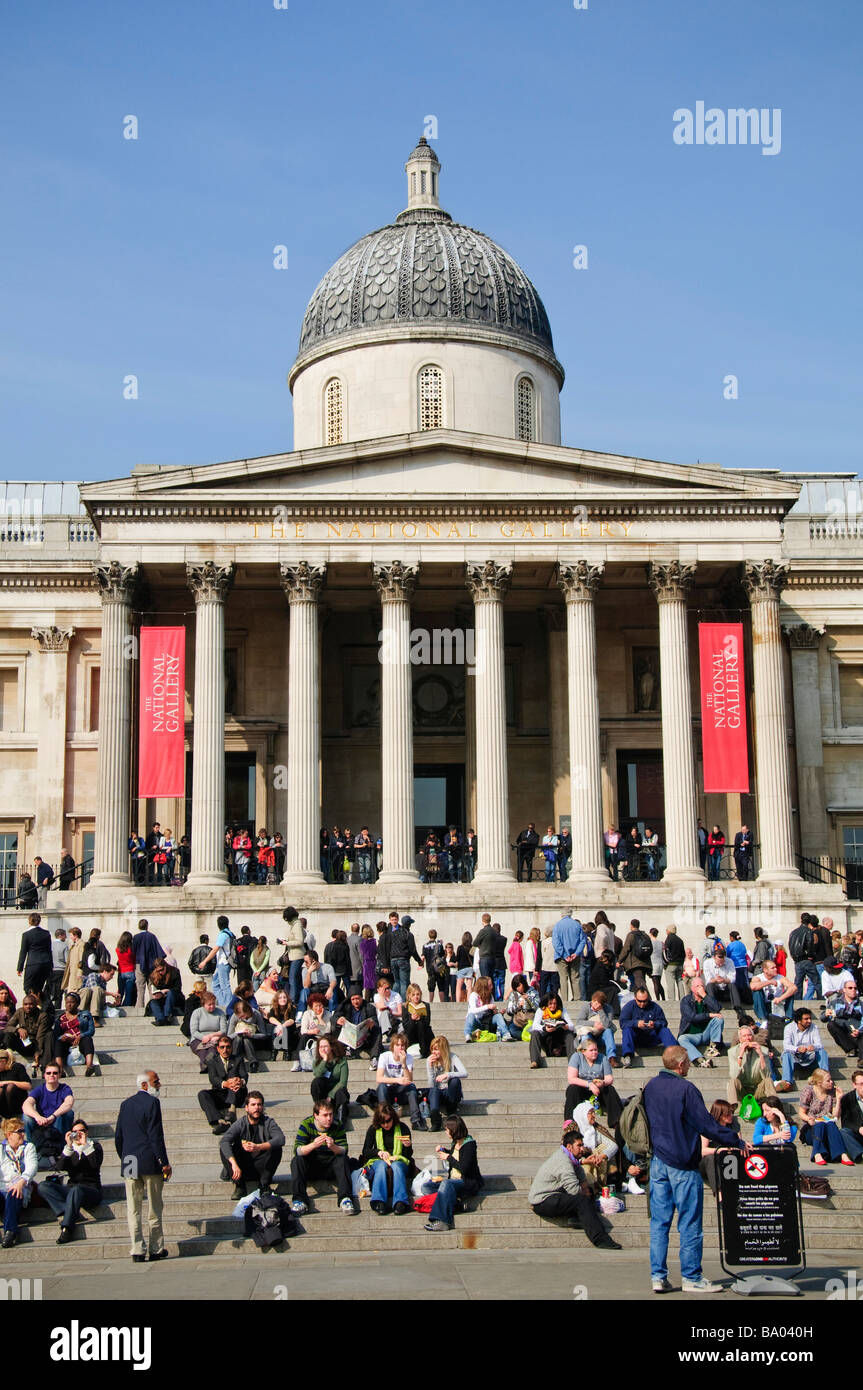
[632,931,653,964]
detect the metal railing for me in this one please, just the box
[796,853,863,901]
[0,857,94,909]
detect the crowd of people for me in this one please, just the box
[3,901,862,1283]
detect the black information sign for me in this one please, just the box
[717,1145,804,1270]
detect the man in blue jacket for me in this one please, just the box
[551,914,589,1003]
[619,987,677,1066]
[131,918,165,1015]
[644,1045,745,1293]
[115,1071,171,1263]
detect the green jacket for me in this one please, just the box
[311,1056,349,1097]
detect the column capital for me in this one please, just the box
[466,560,512,601]
[373,560,418,602]
[280,560,326,602]
[649,560,695,604]
[31,625,75,653]
[743,559,788,602]
[93,560,139,604]
[785,621,824,650]
[558,560,604,602]
[186,561,235,603]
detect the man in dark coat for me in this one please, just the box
[114,1071,171,1262]
[132,918,165,1014]
[516,824,539,882]
[16,913,53,999]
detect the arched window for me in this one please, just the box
[418,365,444,430]
[516,375,536,442]
[325,378,343,446]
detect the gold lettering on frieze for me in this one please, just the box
[246,517,638,541]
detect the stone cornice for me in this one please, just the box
[85,499,791,523]
[0,573,99,589]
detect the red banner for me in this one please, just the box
[698,623,749,792]
[138,627,186,797]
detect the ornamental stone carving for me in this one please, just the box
[373,561,418,602]
[31,625,75,653]
[743,559,788,602]
[186,561,235,604]
[785,622,824,650]
[279,561,326,603]
[648,561,696,604]
[466,560,512,601]
[558,561,604,602]
[93,560,139,603]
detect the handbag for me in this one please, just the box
[799,1173,832,1199]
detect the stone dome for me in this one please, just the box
[294,139,559,376]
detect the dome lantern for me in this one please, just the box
[403,136,441,214]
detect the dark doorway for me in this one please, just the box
[414,763,465,851]
[616,749,665,841]
[185,752,256,840]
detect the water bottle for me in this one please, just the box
[419,1098,431,1122]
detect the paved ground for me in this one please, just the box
[1,1246,848,1301]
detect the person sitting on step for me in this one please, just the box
[529,992,577,1069]
[228,999,269,1073]
[463,976,509,1043]
[52,992,96,1078]
[38,1118,104,1244]
[426,1036,468,1130]
[219,1091,285,1199]
[359,1101,416,1215]
[527,1119,621,1249]
[676,977,725,1069]
[310,1036,350,1129]
[289,1098,354,1217]
[0,1117,38,1248]
[198,1035,248,1134]
[375,1033,425,1128]
[619,987,677,1067]
[425,1115,486,1234]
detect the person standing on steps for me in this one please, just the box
[114,1070,172,1264]
[131,918,166,1016]
[643,1045,745,1294]
[16,913,53,1000]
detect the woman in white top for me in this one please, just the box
[0,1116,38,1247]
[464,977,509,1042]
[426,1036,468,1130]
[375,1033,424,1127]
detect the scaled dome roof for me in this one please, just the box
[295,140,558,371]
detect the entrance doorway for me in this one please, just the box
[185,752,257,841]
[616,749,665,842]
[414,764,465,851]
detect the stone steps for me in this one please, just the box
[20,1010,856,1268]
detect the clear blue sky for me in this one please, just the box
[1,0,860,483]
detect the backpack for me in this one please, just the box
[219,930,238,970]
[618,1088,652,1158]
[243,1193,297,1248]
[632,931,653,964]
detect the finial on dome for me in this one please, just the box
[405,135,441,211]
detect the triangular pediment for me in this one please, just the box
[80,429,800,514]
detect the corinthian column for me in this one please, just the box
[786,623,829,860]
[558,561,608,887]
[89,562,138,887]
[467,560,514,882]
[744,561,800,881]
[280,561,326,884]
[649,561,702,882]
[31,626,75,868]
[186,561,234,887]
[374,561,419,884]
